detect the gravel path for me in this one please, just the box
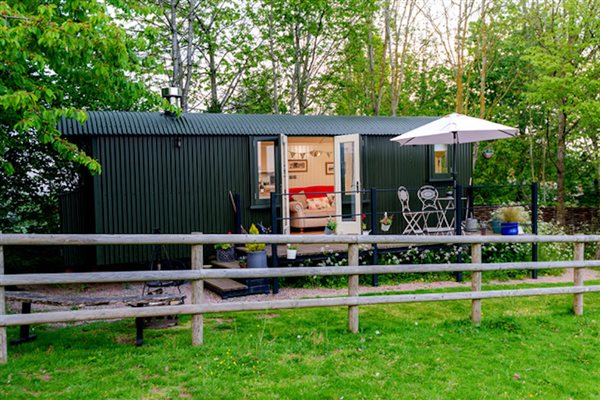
[7,268,600,314]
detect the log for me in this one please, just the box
[573,242,585,316]
[2,285,599,328]
[348,244,359,334]
[191,238,203,346]
[2,260,600,287]
[1,233,599,246]
[471,244,482,325]
[0,244,6,364]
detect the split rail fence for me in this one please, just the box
[1,233,600,364]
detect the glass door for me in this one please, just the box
[334,134,361,234]
[279,134,290,234]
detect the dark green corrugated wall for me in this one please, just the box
[361,136,472,234]
[65,134,472,265]
[91,134,261,265]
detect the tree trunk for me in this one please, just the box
[556,108,567,225]
[268,5,279,114]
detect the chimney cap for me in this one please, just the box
[161,87,181,98]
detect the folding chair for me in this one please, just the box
[397,186,425,235]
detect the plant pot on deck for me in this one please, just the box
[216,247,235,262]
[247,250,268,268]
[491,219,502,234]
[380,224,391,232]
[501,222,519,235]
[286,249,297,260]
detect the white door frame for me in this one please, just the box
[280,134,290,234]
[334,133,361,234]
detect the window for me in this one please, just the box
[251,137,278,206]
[429,144,452,181]
[434,144,448,174]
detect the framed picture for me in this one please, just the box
[288,159,308,172]
[325,162,334,175]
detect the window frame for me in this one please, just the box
[250,136,280,208]
[428,144,453,182]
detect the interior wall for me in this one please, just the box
[288,137,334,188]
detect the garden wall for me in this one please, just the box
[473,206,599,233]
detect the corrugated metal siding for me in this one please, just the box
[92,135,255,265]
[59,112,438,137]
[362,136,472,234]
[59,189,96,265]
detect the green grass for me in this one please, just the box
[2,282,600,399]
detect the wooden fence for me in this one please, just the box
[1,233,600,364]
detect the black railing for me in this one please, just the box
[229,182,540,290]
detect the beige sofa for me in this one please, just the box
[287,186,336,232]
[289,200,335,232]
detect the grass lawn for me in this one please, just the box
[1,282,599,399]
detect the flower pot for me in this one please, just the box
[501,222,519,235]
[286,249,297,259]
[362,230,371,235]
[247,250,267,268]
[324,227,334,235]
[216,247,235,262]
[465,218,479,232]
[491,219,502,234]
[380,224,391,232]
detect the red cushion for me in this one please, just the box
[289,185,334,199]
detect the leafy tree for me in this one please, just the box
[0,0,160,233]
[522,0,600,223]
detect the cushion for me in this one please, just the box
[291,192,308,208]
[327,194,336,206]
[307,197,330,210]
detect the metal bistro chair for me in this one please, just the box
[417,185,453,235]
[397,186,425,235]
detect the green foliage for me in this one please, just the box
[246,223,266,252]
[2,286,600,399]
[0,0,159,176]
[0,0,161,236]
[494,206,529,223]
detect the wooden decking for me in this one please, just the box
[206,260,271,298]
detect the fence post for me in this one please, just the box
[270,192,279,294]
[573,242,585,316]
[234,193,242,234]
[0,238,6,364]
[531,182,539,279]
[191,232,204,345]
[471,244,482,325]
[348,243,359,333]
[455,185,464,282]
[370,188,379,287]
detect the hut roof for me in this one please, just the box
[59,112,439,137]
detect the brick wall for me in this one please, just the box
[472,206,599,232]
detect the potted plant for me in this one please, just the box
[214,233,235,262]
[495,206,528,235]
[246,223,267,268]
[380,212,393,232]
[286,244,298,260]
[325,217,337,234]
[361,214,370,235]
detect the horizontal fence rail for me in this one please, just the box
[0,234,599,364]
[1,234,599,246]
[2,260,600,286]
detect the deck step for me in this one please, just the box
[205,278,247,291]
[211,261,241,269]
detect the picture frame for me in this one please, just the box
[288,159,308,172]
[325,162,334,175]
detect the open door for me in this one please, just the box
[280,134,290,234]
[334,134,361,234]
